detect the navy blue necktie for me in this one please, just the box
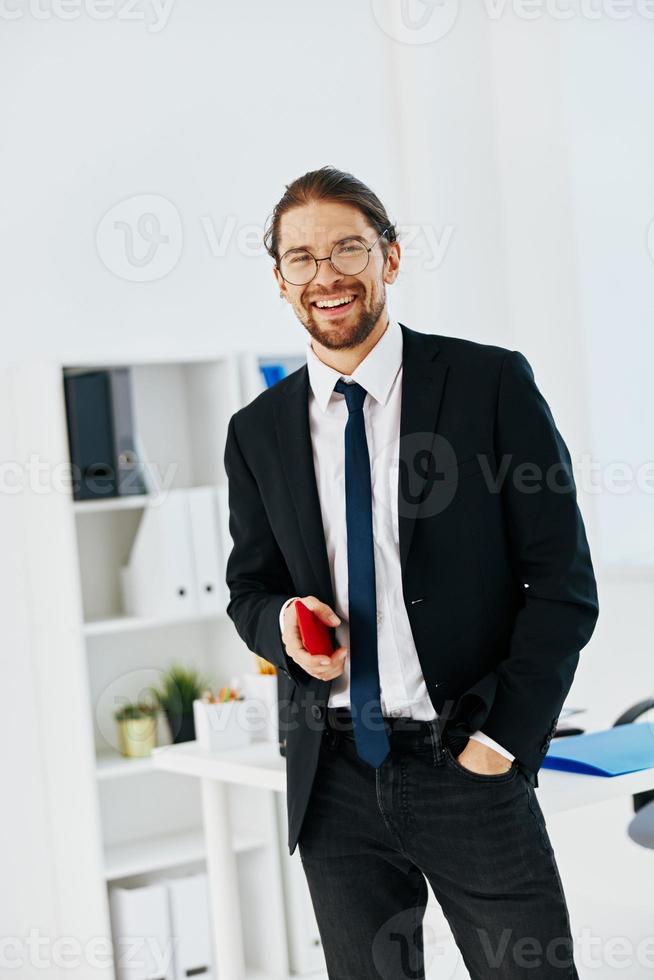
[334,378,390,768]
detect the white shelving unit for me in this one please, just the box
[83,610,227,638]
[13,348,317,980]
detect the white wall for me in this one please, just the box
[561,21,654,569]
[1,1,400,364]
[0,2,530,367]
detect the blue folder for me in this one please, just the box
[542,723,654,776]
[260,364,286,388]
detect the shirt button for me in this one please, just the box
[389,707,403,718]
[376,611,382,626]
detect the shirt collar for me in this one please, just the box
[305,318,403,414]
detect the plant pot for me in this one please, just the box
[117,716,157,758]
[164,710,196,744]
[193,699,252,751]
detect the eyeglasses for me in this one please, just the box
[277,227,390,286]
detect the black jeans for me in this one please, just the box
[297,710,578,980]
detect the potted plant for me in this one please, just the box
[114,700,158,758]
[148,662,209,744]
[193,680,252,751]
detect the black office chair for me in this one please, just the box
[613,699,654,849]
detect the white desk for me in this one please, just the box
[152,739,654,980]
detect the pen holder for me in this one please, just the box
[193,698,252,751]
[239,673,279,744]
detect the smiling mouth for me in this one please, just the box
[311,293,358,316]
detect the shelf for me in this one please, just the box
[96,751,156,780]
[83,609,227,637]
[72,488,227,516]
[152,739,286,792]
[22,353,297,971]
[72,494,154,514]
[103,827,265,880]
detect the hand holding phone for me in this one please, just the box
[295,599,336,656]
[280,596,348,681]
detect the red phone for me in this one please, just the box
[294,600,337,656]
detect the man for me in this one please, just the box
[224,166,599,979]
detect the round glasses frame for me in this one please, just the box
[277,226,391,286]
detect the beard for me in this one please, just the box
[292,280,387,351]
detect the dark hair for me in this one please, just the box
[263,165,398,264]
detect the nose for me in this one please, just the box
[312,255,343,289]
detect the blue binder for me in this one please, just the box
[260,364,286,388]
[542,723,654,776]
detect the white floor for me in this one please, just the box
[552,796,654,980]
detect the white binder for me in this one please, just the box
[109,882,174,980]
[214,484,233,607]
[165,873,214,980]
[186,488,224,616]
[121,489,199,619]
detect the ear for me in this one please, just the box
[273,264,287,299]
[383,240,401,285]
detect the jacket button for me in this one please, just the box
[311,704,324,721]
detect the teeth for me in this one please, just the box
[315,295,355,309]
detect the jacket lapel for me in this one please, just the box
[272,323,448,605]
[396,324,448,578]
[274,366,336,609]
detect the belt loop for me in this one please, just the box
[429,718,445,767]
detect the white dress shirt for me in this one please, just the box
[278,319,513,762]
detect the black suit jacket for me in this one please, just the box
[223,324,599,855]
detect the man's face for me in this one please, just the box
[274,199,400,351]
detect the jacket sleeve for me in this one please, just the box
[467,350,599,774]
[223,413,309,687]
